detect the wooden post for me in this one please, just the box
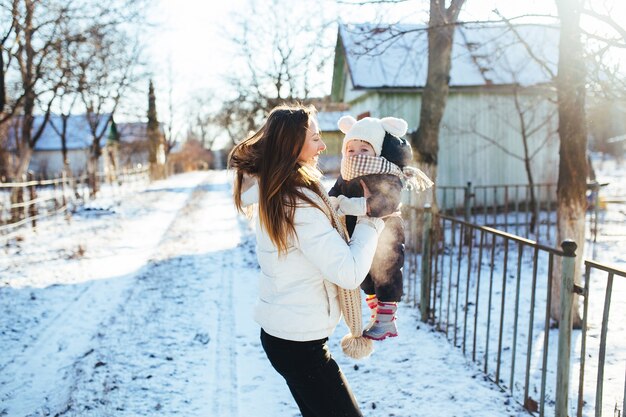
[420,204,433,322]
[52,175,59,211]
[556,239,577,417]
[61,171,70,222]
[28,172,37,229]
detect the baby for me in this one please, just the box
[329,116,432,340]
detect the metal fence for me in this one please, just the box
[404,206,625,417]
[0,168,149,243]
[575,260,626,417]
[436,182,606,243]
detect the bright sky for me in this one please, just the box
[143,0,625,146]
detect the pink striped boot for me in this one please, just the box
[364,294,378,331]
[363,301,398,340]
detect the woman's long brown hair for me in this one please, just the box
[228,104,324,254]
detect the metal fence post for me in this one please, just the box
[556,239,577,417]
[420,204,433,322]
[464,181,473,223]
[464,182,474,245]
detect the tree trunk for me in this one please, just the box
[0,44,5,112]
[523,152,538,233]
[14,140,33,181]
[412,0,465,212]
[87,145,100,198]
[10,146,33,222]
[552,0,587,327]
[514,89,539,233]
[0,118,11,179]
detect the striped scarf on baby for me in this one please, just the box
[340,154,434,192]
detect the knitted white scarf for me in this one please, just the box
[341,154,434,192]
[315,185,374,359]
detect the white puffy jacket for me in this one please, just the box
[241,182,384,341]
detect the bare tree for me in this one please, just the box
[1,0,148,188]
[71,3,147,194]
[186,91,220,151]
[215,0,335,142]
[48,24,82,175]
[488,2,626,324]
[0,15,14,178]
[412,0,466,207]
[1,0,76,181]
[81,44,142,193]
[0,7,14,114]
[552,0,588,327]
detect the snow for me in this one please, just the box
[1,158,624,416]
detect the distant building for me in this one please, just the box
[331,23,561,187]
[317,110,350,174]
[8,114,111,176]
[115,121,158,169]
[6,115,159,177]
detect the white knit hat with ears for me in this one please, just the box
[338,115,409,156]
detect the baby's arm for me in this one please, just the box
[328,175,345,197]
[329,195,367,216]
[329,175,369,216]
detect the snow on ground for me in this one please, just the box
[1,169,533,417]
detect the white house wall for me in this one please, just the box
[29,150,104,177]
[342,71,369,104]
[440,92,559,187]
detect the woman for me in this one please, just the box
[228,104,384,417]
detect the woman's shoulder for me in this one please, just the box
[295,186,324,203]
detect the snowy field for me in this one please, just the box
[1,158,623,417]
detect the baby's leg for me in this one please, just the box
[363,217,405,340]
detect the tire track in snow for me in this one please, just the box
[212,248,239,416]
[0,172,210,417]
[57,172,244,416]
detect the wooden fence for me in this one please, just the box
[0,168,149,243]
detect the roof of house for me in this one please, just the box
[337,23,559,90]
[317,111,351,132]
[7,115,161,151]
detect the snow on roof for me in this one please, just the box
[339,23,558,89]
[317,111,351,132]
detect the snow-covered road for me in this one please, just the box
[1,170,530,417]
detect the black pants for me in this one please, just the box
[260,329,363,417]
[360,216,405,302]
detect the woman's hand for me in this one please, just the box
[359,179,371,215]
